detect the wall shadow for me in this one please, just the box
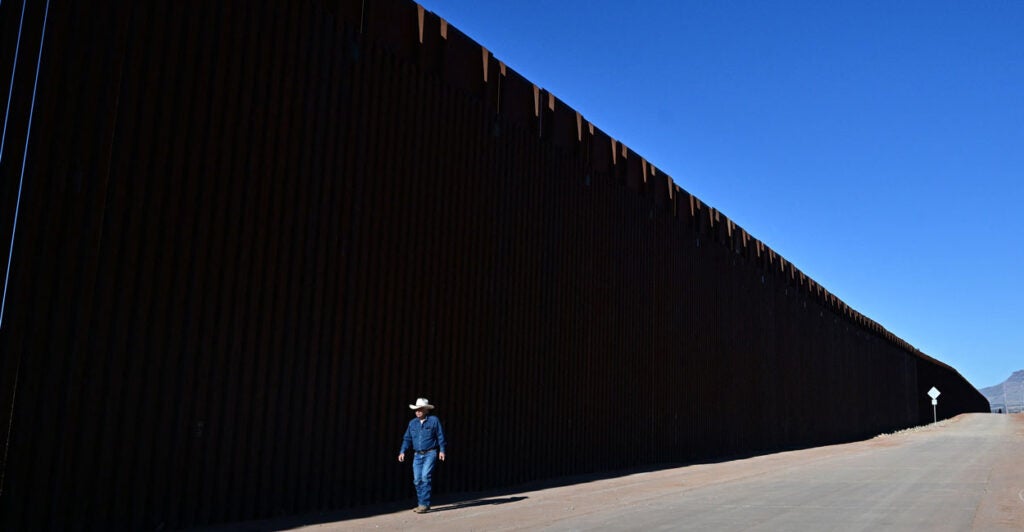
[193,448,832,531]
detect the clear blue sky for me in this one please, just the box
[417,0,1023,390]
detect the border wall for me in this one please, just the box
[0,0,988,529]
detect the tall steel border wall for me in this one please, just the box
[0,0,988,529]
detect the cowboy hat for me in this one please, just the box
[409,398,435,410]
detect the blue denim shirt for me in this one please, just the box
[400,415,446,454]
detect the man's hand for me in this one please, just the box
[438,452,446,462]
[398,453,405,462]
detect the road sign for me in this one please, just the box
[927,387,940,423]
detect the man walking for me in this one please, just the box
[398,398,447,513]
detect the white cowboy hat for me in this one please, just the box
[409,397,435,410]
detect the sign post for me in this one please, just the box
[927,387,941,423]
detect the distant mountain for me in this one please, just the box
[980,370,1024,413]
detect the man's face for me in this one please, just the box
[415,408,427,418]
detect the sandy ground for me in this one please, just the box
[205,413,1024,531]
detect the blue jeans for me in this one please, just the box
[411,449,438,507]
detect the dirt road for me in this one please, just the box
[211,413,1024,531]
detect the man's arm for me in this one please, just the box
[398,421,412,462]
[435,418,447,461]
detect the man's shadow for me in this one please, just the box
[430,496,527,513]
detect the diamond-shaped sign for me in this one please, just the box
[927,387,941,399]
